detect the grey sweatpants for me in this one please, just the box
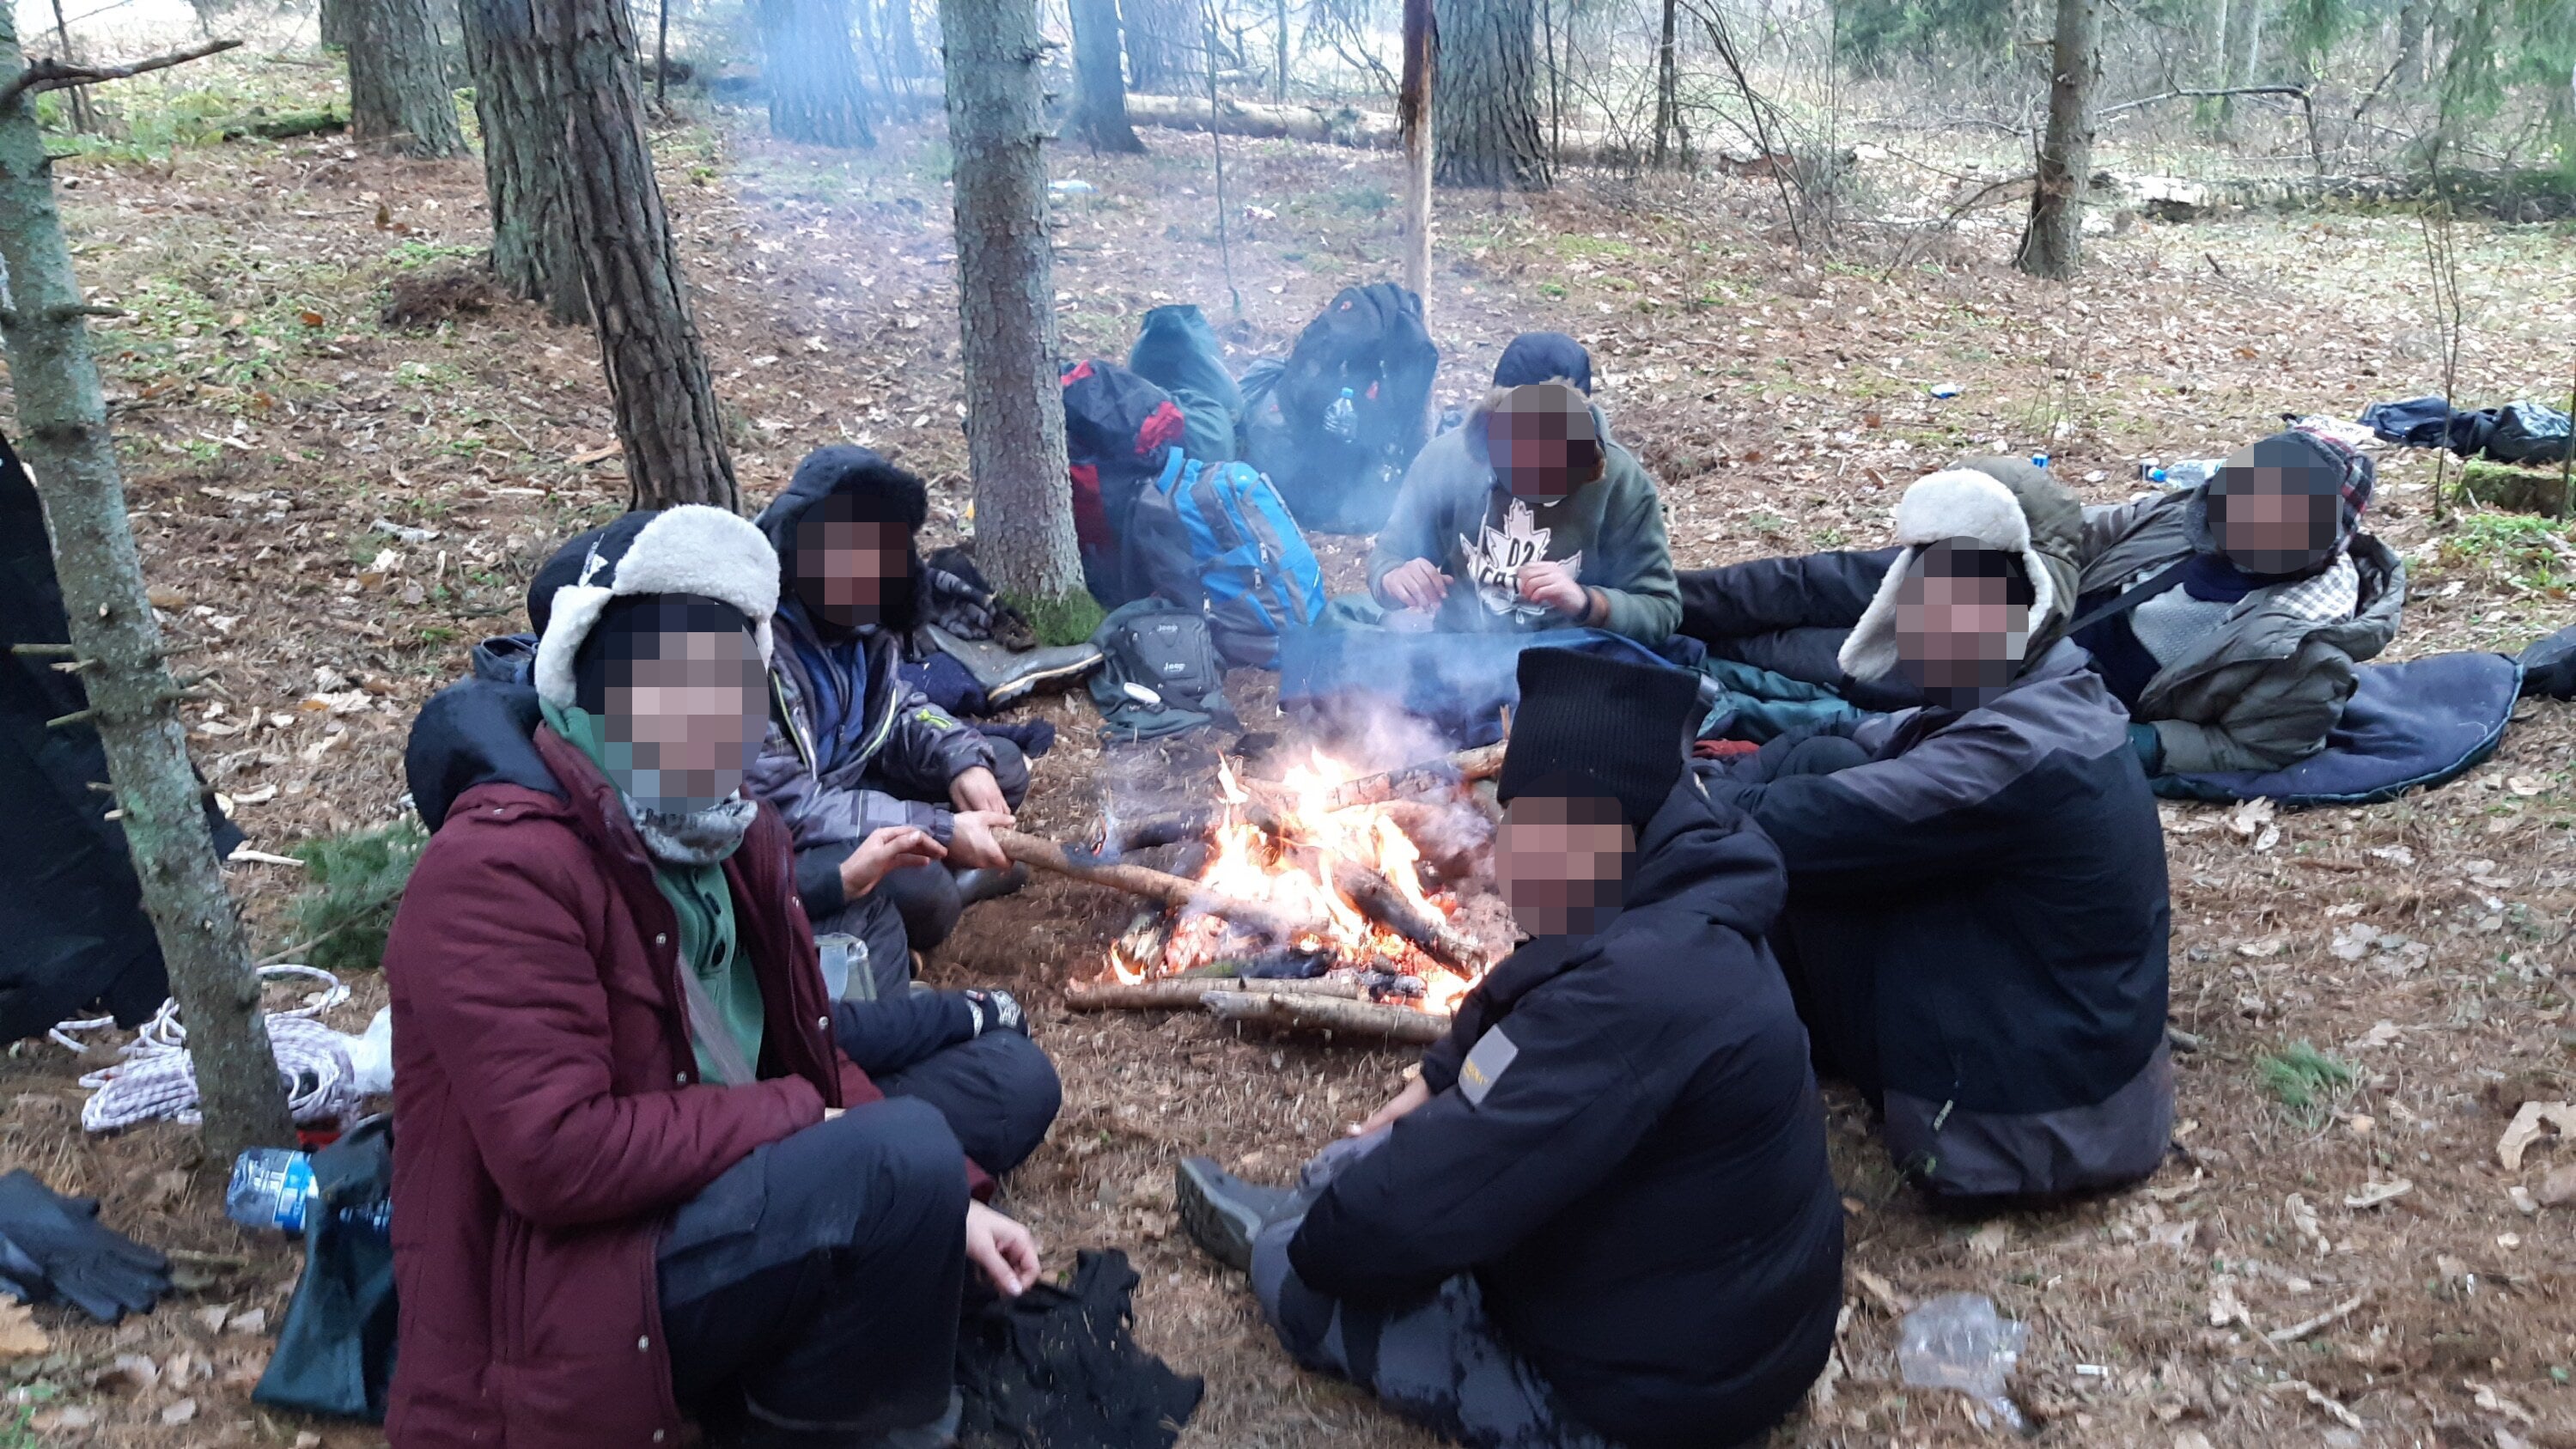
[1249,1135,1618,1449]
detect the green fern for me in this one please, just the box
[286,819,428,975]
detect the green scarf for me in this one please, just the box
[544,700,764,1083]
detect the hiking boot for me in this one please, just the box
[1176,1157,1300,1272]
[955,862,1029,908]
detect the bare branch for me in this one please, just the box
[2094,82,2308,124]
[1,38,241,107]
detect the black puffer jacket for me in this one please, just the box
[1288,780,1843,1449]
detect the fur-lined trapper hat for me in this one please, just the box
[1837,460,2081,682]
[532,506,778,708]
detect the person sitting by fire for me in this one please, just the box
[1172,648,1845,1449]
[747,446,1034,999]
[1694,466,2175,1204]
[1357,336,1682,646]
[385,506,1057,1449]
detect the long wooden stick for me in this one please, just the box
[1065,976,1361,1011]
[1203,989,1449,1044]
[1321,742,1507,813]
[998,827,1317,941]
[0,38,240,105]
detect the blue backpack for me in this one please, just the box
[1123,453,1326,668]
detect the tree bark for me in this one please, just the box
[461,0,589,323]
[2217,0,2262,127]
[0,13,294,1160]
[1399,0,1434,297]
[1650,0,1685,168]
[756,0,874,148]
[1121,0,1192,93]
[1271,0,1287,100]
[1068,0,1144,152]
[349,0,469,157]
[2017,0,2098,279]
[937,0,1086,615]
[1432,0,1546,190]
[320,0,356,48]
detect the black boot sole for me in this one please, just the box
[1176,1157,1268,1272]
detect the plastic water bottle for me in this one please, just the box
[1323,387,1358,442]
[2030,452,2049,470]
[227,1149,390,1237]
[2161,458,2226,490]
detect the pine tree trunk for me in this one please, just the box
[0,16,294,1161]
[1122,0,1192,93]
[757,0,874,147]
[350,0,469,157]
[1650,0,1684,168]
[1069,0,1144,152]
[2017,0,2098,280]
[462,0,589,323]
[937,0,1084,614]
[320,0,356,48]
[1432,0,1546,190]
[885,0,927,77]
[1271,0,1287,100]
[1399,0,1434,299]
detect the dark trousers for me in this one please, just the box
[811,739,1032,997]
[659,1100,969,1447]
[1249,1137,1617,1449]
[1751,733,1887,1099]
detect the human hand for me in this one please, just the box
[950,766,1012,819]
[946,810,1014,871]
[1349,1075,1430,1136]
[965,1201,1041,1298]
[1516,560,1589,618]
[1379,558,1451,612]
[838,826,947,897]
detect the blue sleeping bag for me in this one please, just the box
[1277,626,1703,746]
[2152,651,2521,807]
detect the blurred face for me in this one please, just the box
[2210,441,2340,575]
[1495,795,1634,938]
[794,502,912,630]
[1485,385,1602,502]
[600,627,767,812]
[1895,541,2031,709]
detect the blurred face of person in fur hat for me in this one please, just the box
[1495,793,1635,938]
[1484,383,1603,503]
[2209,436,2342,575]
[1895,539,2034,709]
[792,493,913,630]
[594,612,768,811]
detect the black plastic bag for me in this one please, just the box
[2522,624,2576,700]
[956,1248,1203,1449]
[253,1117,398,1422]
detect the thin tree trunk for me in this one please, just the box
[0,15,293,1160]
[655,0,670,100]
[2218,0,2261,127]
[1650,0,1683,168]
[350,0,470,157]
[2018,0,2098,279]
[1541,0,1558,157]
[44,0,91,133]
[1122,0,1192,93]
[462,0,590,323]
[937,0,1086,618]
[1432,0,1546,190]
[1069,0,1145,152]
[1399,0,1434,299]
[1272,0,1287,100]
[757,0,874,147]
[884,0,926,77]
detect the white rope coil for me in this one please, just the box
[57,965,362,1133]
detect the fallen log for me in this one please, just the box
[1321,742,1507,813]
[998,827,1316,941]
[1065,976,1361,1011]
[1328,860,1489,974]
[1202,989,1450,1044]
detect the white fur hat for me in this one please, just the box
[1836,468,2061,682]
[532,506,779,708]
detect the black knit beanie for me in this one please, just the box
[1497,648,1702,830]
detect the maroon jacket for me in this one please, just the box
[385,721,988,1448]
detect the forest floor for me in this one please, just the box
[4,37,2576,1449]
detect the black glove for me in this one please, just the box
[962,990,1028,1039]
[0,1170,171,1323]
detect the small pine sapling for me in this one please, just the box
[285,819,428,974]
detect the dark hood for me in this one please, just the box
[755,446,930,636]
[1613,776,1788,941]
[405,676,558,831]
[2183,426,2376,567]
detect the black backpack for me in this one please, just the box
[1239,283,1439,535]
[1061,359,1188,588]
[1087,600,1236,740]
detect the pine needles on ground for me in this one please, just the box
[285,819,428,975]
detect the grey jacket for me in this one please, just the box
[1367,405,1681,644]
[2079,490,2406,775]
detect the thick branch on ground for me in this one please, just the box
[1327,860,1488,973]
[1203,990,1450,1044]
[1322,742,1507,813]
[998,827,1317,941]
[1065,977,1362,1011]
[1,38,240,105]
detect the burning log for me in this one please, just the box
[1320,742,1507,813]
[998,828,1318,941]
[1064,976,1363,1011]
[1328,860,1490,975]
[1202,989,1452,1045]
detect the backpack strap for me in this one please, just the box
[2065,557,2195,637]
